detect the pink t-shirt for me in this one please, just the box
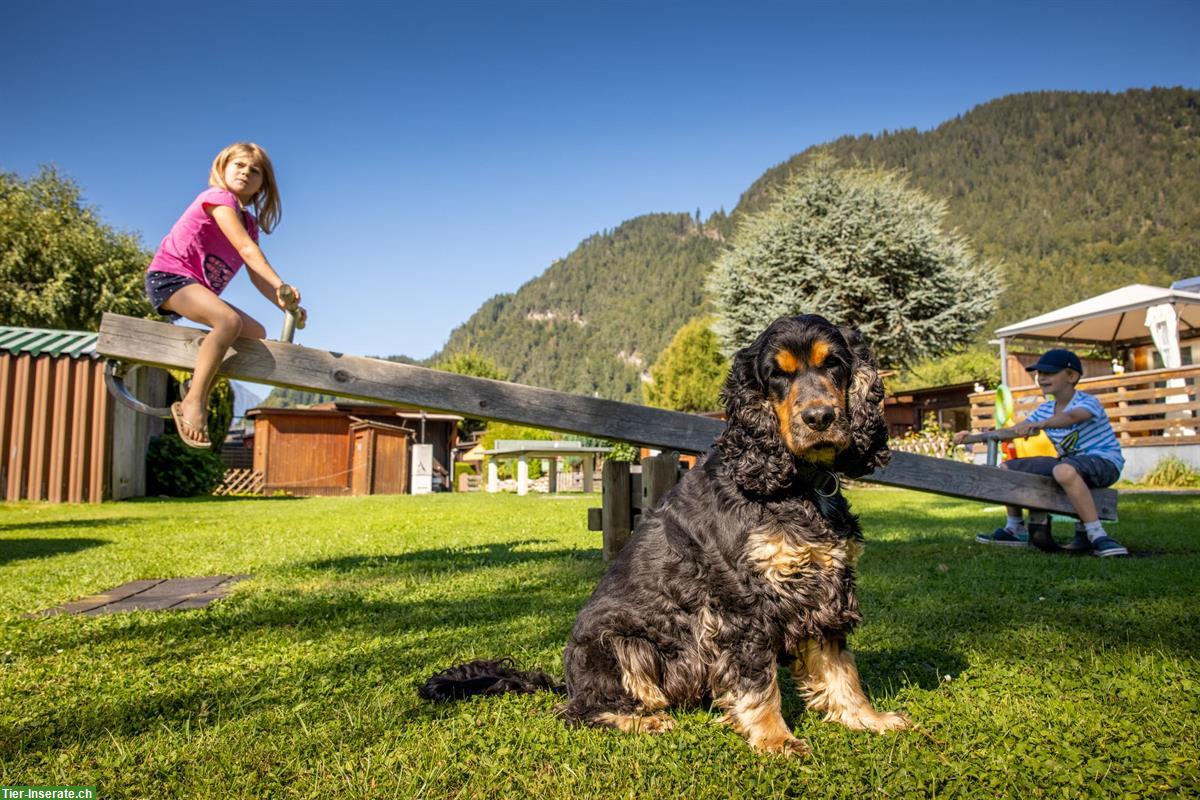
[147,187,258,295]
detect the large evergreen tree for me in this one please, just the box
[0,167,152,330]
[643,316,728,413]
[709,157,999,367]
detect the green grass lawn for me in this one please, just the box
[1,490,1197,799]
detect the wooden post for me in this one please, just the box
[641,451,680,513]
[548,457,558,493]
[1116,384,1130,441]
[601,460,632,562]
[582,454,595,493]
[487,460,498,493]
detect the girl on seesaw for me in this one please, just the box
[144,142,306,448]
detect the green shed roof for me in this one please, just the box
[0,325,99,359]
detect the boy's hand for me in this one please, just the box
[952,430,970,444]
[1011,421,1038,438]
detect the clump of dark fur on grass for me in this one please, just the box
[418,658,565,701]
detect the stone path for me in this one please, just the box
[34,575,249,617]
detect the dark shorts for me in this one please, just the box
[1004,454,1121,489]
[145,270,198,321]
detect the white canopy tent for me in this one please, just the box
[994,283,1200,374]
[993,283,1200,430]
[993,284,1200,346]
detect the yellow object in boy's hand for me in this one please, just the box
[1013,430,1059,458]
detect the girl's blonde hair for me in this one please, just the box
[209,142,281,234]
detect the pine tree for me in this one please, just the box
[643,316,727,413]
[708,157,999,367]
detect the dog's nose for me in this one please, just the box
[801,405,835,431]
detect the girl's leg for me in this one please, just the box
[160,284,247,441]
[225,304,267,340]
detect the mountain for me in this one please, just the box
[268,87,1198,407]
[231,381,264,420]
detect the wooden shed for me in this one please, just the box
[247,402,460,496]
[350,419,410,495]
[0,325,165,502]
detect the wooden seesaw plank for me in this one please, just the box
[98,313,724,452]
[97,313,1116,519]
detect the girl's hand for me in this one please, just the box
[275,284,302,310]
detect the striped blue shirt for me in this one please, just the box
[1026,390,1124,470]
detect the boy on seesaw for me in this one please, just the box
[955,349,1128,557]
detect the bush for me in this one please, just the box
[607,441,640,463]
[146,435,226,497]
[1139,455,1200,487]
[888,413,972,461]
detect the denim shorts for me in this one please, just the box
[145,270,197,321]
[1005,454,1121,489]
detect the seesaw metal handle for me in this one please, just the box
[104,360,174,419]
[958,429,1023,467]
[277,285,306,343]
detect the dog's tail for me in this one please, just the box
[418,658,566,702]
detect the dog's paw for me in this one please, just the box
[754,734,812,757]
[871,711,910,732]
[637,713,676,734]
[827,707,910,733]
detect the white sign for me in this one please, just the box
[411,444,433,495]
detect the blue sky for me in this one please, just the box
[3,0,1198,366]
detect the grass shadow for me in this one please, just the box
[303,540,599,574]
[124,494,306,504]
[0,518,136,533]
[0,537,109,565]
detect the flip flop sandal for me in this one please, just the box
[171,401,211,450]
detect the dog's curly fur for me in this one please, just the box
[420,315,908,755]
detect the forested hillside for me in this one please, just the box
[436,213,727,401]
[270,88,1198,406]
[742,88,1199,326]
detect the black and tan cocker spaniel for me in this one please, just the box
[420,314,907,756]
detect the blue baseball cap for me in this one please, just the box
[1026,348,1083,375]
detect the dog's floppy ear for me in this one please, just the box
[716,326,798,495]
[832,326,891,478]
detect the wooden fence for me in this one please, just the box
[213,469,265,497]
[970,365,1200,446]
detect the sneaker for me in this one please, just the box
[1061,533,1092,554]
[976,527,1029,547]
[1090,536,1129,558]
[1028,521,1060,553]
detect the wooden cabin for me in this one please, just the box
[246,402,461,496]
